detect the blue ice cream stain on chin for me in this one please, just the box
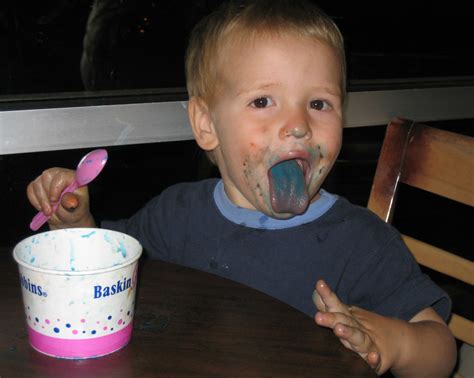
[81,231,97,238]
[30,256,36,264]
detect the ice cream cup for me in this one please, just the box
[13,228,142,359]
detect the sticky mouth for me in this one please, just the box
[271,158,310,183]
[294,158,310,182]
[267,158,310,215]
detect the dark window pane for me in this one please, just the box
[1,1,473,97]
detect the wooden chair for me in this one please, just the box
[367,117,474,345]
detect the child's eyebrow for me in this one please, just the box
[236,83,341,99]
[309,85,341,98]
[236,82,281,97]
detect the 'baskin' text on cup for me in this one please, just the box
[20,273,47,297]
[93,276,132,298]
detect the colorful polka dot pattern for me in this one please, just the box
[25,305,133,336]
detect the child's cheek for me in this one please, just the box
[309,143,334,189]
[241,148,269,202]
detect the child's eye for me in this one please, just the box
[310,99,331,111]
[250,97,274,108]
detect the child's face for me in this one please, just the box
[207,33,343,219]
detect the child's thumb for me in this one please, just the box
[312,289,325,312]
[61,192,79,212]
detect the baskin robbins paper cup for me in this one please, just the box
[13,228,142,359]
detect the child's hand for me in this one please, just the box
[27,167,95,229]
[312,280,405,375]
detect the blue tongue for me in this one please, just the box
[269,159,309,215]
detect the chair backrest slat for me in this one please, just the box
[367,118,411,223]
[402,235,474,285]
[402,125,474,206]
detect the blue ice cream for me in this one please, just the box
[268,159,309,215]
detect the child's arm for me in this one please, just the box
[313,280,457,377]
[27,167,96,229]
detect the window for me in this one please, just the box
[1,1,473,98]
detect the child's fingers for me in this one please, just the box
[26,182,42,212]
[51,186,90,226]
[48,169,74,203]
[334,323,381,372]
[367,351,381,372]
[61,192,79,212]
[315,309,358,331]
[27,168,76,215]
[334,322,372,352]
[312,288,326,312]
[316,313,382,373]
[313,279,348,314]
[30,178,52,214]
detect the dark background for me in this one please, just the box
[1,0,473,95]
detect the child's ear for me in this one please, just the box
[188,96,219,151]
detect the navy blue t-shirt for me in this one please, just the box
[102,179,450,321]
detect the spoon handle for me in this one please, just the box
[29,181,79,231]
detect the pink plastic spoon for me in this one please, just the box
[30,149,108,231]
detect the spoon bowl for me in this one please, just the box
[30,149,108,231]
[75,149,108,186]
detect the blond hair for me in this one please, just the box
[185,0,346,104]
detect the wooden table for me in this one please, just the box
[0,249,375,377]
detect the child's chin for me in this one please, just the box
[265,199,310,219]
[265,208,302,220]
[272,213,297,220]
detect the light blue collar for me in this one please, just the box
[213,179,337,230]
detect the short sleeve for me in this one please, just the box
[347,230,451,322]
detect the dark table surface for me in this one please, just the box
[0,247,375,377]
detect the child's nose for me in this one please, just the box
[279,116,312,140]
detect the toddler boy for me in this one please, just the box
[28,0,456,376]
